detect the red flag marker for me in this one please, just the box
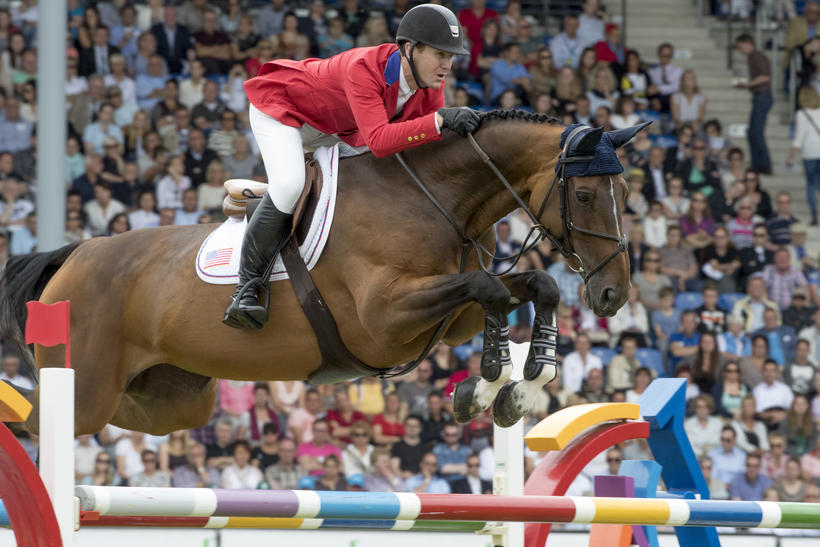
[25,301,71,368]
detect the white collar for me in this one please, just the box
[399,63,414,98]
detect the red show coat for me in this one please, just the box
[243,43,444,158]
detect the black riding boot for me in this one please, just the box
[223,193,293,330]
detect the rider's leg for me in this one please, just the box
[223,104,305,330]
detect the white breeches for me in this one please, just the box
[249,104,368,212]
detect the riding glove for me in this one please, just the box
[438,107,481,137]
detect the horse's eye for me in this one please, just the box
[576,191,592,204]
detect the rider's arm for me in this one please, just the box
[344,59,444,158]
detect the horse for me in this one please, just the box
[0,112,639,436]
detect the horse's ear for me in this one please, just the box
[606,121,652,149]
[572,126,604,156]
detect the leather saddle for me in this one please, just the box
[222,159,323,245]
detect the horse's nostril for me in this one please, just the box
[602,286,617,307]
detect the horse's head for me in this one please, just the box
[530,122,650,317]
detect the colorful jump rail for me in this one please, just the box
[79,513,488,532]
[75,486,820,529]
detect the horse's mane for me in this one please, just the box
[338,109,562,162]
[477,109,562,126]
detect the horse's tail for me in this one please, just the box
[0,242,82,382]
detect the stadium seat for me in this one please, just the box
[675,292,702,313]
[590,347,617,366]
[718,292,745,313]
[635,348,665,377]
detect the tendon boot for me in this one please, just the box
[223,193,293,330]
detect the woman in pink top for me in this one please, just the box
[218,380,255,421]
[800,437,820,480]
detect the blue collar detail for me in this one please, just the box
[384,49,401,87]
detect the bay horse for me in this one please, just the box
[1,112,638,436]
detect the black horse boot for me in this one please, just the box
[223,193,293,330]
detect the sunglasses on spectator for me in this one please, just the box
[607,457,622,463]
[96,457,110,463]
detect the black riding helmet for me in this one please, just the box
[396,4,469,89]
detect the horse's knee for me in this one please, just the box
[529,270,560,308]
[470,272,511,312]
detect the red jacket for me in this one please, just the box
[243,43,444,158]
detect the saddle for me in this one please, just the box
[222,158,324,245]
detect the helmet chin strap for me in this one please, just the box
[400,41,426,90]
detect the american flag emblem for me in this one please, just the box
[203,248,233,269]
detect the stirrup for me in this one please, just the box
[222,276,271,330]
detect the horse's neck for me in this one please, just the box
[413,122,559,237]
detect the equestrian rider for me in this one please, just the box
[224,4,481,330]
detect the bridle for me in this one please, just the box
[395,125,628,285]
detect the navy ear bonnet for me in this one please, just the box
[556,121,652,179]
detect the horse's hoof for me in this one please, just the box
[492,381,525,428]
[452,376,484,423]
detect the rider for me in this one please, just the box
[224,4,481,330]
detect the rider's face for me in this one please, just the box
[408,44,453,89]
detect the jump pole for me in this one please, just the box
[74,487,820,529]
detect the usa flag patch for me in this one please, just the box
[202,248,232,269]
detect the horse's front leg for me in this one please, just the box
[369,269,514,423]
[492,269,561,427]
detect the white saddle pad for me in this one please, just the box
[196,144,339,284]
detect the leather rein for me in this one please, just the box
[382,127,627,379]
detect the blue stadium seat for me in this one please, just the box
[590,347,617,366]
[675,292,702,313]
[635,348,665,377]
[718,292,745,313]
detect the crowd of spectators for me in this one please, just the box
[0,0,817,527]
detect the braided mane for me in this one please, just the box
[478,109,561,126]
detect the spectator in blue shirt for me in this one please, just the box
[432,423,471,483]
[547,257,582,308]
[752,307,797,365]
[319,18,354,59]
[728,453,771,501]
[9,212,36,255]
[174,188,204,226]
[489,43,532,106]
[0,97,33,154]
[405,452,451,494]
[669,310,701,369]
[136,54,169,110]
[82,103,124,155]
[707,425,746,484]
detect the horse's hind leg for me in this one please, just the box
[423,272,514,424]
[493,270,560,427]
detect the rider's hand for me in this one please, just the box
[438,107,480,137]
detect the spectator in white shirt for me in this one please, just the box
[156,154,192,209]
[684,393,723,457]
[550,14,583,69]
[753,360,794,428]
[84,181,126,236]
[647,42,683,113]
[0,354,34,390]
[577,0,604,49]
[129,190,161,230]
[561,333,603,393]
